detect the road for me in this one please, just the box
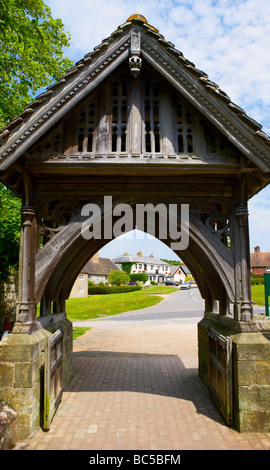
[73,287,265,329]
[72,287,205,355]
[73,287,204,328]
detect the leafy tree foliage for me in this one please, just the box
[0,0,73,127]
[0,184,21,281]
[107,270,130,286]
[0,0,43,46]
[161,259,182,266]
[0,1,73,280]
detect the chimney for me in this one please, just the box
[137,250,142,257]
[149,254,154,258]
[254,246,260,254]
[92,251,99,263]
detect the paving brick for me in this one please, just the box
[19,318,270,451]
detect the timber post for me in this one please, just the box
[13,205,37,334]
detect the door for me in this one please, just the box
[43,328,64,430]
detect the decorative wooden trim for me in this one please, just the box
[141,36,270,172]
[0,37,131,169]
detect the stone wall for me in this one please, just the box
[233,332,270,432]
[0,402,17,450]
[0,316,73,439]
[198,317,270,432]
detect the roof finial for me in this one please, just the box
[127,14,148,23]
[125,14,159,33]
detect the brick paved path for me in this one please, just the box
[21,292,270,451]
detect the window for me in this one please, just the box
[176,102,194,154]
[78,286,84,293]
[139,264,142,269]
[111,80,128,152]
[144,80,160,153]
[78,274,84,280]
[77,102,96,153]
[266,267,270,271]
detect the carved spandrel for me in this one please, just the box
[192,203,232,250]
[38,199,82,242]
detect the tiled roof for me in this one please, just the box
[181,265,192,276]
[169,265,183,274]
[250,252,270,268]
[112,255,168,265]
[0,14,270,167]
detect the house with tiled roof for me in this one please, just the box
[169,265,186,284]
[70,252,120,297]
[250,246,270,276]
[112,251,182,284]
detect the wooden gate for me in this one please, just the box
[207,327,233,425]
[43,328,63,430]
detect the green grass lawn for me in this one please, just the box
[251,284,265,306]
[73,327,91,340]
[66,285,177,321]
[68,284,266,338]
[142,286,179,294]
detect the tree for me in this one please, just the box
[0,0,44,46]
[0,1,73,280]
[107,270,130,286]
[0,0,74,127]
[0,183,21,282]
[161,259,182,266]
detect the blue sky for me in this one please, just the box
[46,0,270,260]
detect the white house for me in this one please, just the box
[169,265,186,284]
[112,251,182,284]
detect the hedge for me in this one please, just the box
[251,278,264,285]
[88,285,142,295]
[130,273,148,282]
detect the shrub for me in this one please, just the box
[130,273,148,283]
[88,280,94,286]
[150,280,157,285]
[251,277,264,285]
[88,285,142,295]
[107,270,130,286]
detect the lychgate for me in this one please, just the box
[0,15,270,438]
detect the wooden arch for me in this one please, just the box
[34,202,235,308]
